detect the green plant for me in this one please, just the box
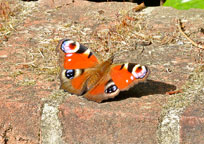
[164,0,204,10]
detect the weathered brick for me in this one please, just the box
[0,100,41,144]
[59,95,165,143]
[180,102,204,144]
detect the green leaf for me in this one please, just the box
[163,0,204,10]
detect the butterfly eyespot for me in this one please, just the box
[105,84,118,94]
[65,69,75,79]
[69,43,76,50]
[132,65,148,79]
[136,66,142,73]
[61,40,80,53]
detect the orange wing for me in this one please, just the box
[64,53,98,69]
[58,39,99,69]
[84,78,120,103]
[58,39,100,95]
[84,63,149,103]
[57,39,150,103]
[110,63,149,90]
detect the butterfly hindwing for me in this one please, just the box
[60,69,88,95]
[84,75,120,103]
[84,63,149,102]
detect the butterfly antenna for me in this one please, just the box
[106,55,113,63]
[108,53,114,62]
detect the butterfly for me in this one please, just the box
[57,39,150,103]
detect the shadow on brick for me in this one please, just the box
[103,79,176,102]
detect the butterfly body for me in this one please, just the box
[57,39,149,102]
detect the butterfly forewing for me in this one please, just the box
[110,63,149,90]
[57,39,99,69]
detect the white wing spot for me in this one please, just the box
[126,79,129,83]
[66,54,73,57]
[68,59,72,62]
[130,76,134,80]
[84,49,91,55]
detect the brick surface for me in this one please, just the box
[0,99,41,144]
[57,4,203,144]
[59,95,164,143]
[180,101,204,144]
[0,0,203,143]
[58,79,176,143]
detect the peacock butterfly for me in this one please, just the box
[57,39,150,102]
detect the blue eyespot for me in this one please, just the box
[61,41,70,53]
[65,69,75,79]
[105,85,118,94]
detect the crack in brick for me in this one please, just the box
[1,125,12,144]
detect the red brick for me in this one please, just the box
[180,102,204,144]
[59,94,166,143]
[0,0,203,143]
[0,50,8,58]
[0,100,41,144]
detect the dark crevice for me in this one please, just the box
[2,126,12,144]
[21,0,38,2]
[87,0,164,6]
